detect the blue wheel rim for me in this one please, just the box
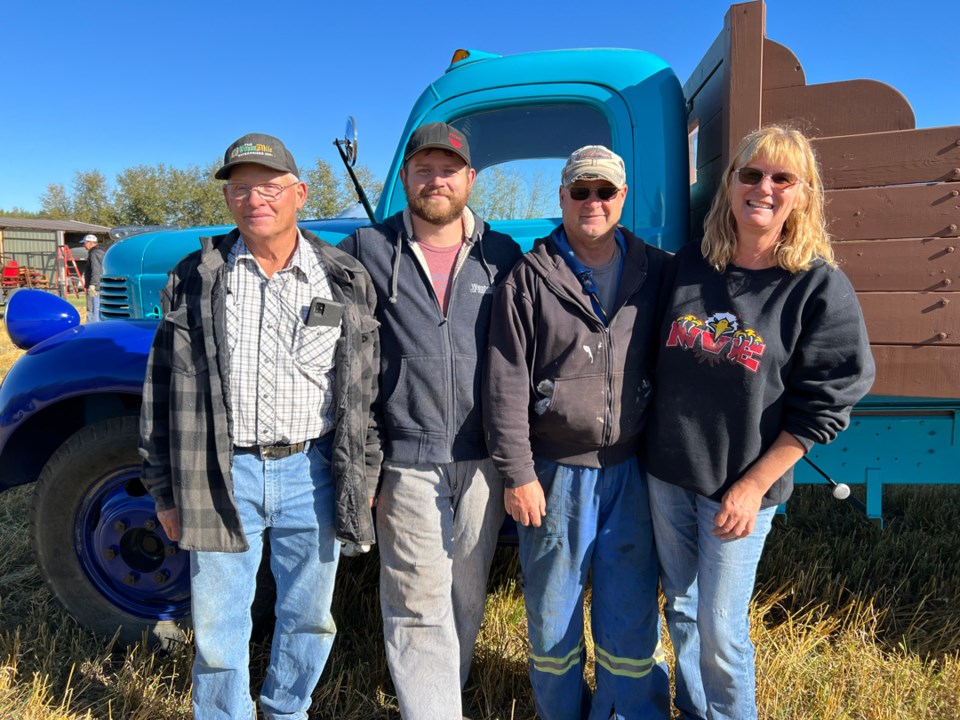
[75,466,190,620]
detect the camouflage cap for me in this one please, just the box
[562,145,626,188]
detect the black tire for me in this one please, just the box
[30,416,191,648]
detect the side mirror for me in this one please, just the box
[333,116,375,222]
[337,116,359,167]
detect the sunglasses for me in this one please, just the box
[567,185,620,201]
[735,167,800,188]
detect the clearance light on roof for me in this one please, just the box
[445,49,500,73]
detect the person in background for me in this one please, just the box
[645,125,875,720]
[339,122,521,720]
[81,234,105,321]
[139,132,381,720]
[484,145,670,719]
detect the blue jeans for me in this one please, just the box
[86,290,100,322]
[190,436,340,720]
[647,474,776,720]
[518,457,670,720]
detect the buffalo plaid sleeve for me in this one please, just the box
[361,276,383,498]
[139,274,177,511]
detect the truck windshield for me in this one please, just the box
[450,104,611,221]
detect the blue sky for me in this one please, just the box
[2,1,955,214]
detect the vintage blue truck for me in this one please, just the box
[1,0,957,645]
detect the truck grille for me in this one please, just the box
[99,276,132,318]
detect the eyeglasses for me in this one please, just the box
[567,185,620,201]
[735,167,800,188]
[225,182,299,201]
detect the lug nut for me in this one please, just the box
[123,573,140,585]
[112,520,127,533]
[165,545,179,556]
[103,547,117,560]
[144,519,157,531]
[154,570,170,584]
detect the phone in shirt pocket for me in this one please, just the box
[296,297,343,371]
[305,297,344,328]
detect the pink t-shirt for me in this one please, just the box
[418,240,462,314]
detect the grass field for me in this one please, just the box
[0,298,958,719]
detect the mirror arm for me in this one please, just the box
[334,138,376,223]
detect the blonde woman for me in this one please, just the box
[645,126,875,720]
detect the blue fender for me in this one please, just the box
[0,291,157,467]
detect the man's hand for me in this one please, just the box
[505,482,547,527]
[157,508,181,542]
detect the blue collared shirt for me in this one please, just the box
[550,226,626,326]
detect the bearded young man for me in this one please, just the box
[340,123,521,720]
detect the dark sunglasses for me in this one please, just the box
[735,167,800,188]
[567,185,620,201]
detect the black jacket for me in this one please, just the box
[83,245,105,287]
[484,226,668,487]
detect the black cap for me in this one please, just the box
[215,132,299,180]
[403,122,470,165]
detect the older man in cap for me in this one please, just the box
[339,122,521,719]
[139,132,381,720]
[80,234,105,322]
[484,145,670,719]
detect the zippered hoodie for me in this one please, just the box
[483,226,668,488]
[339,207,521,464]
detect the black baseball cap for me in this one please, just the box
[403,122,470,165]
[215,132,299,180]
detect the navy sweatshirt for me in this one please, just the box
[339,208,522,464]
[645,243,875,507]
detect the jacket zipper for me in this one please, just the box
[582,287,614,464]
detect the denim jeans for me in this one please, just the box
[376,458,503,720]
[190,435,340,720]
[647,474,776,720]
[518,457,670,720]
[86,291,100,322]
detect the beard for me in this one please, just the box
[405,185,469,226]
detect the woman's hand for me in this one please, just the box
[713,430,806,540]
[713,480,765,539]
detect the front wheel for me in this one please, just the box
[29,416,191,647]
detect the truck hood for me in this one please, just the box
[102,217,370,278]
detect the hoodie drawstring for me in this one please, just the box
[388,231,403,304]
[390,207,491,304]
[477,230,494,285]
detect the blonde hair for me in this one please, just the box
[701,125,834,273]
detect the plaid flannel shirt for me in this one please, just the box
[138,228,382,552]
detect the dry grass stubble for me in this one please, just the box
[1,295,959,718]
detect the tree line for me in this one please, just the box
[0,160,557,228]
[0,160,383,228]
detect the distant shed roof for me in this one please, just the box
[0,217,110,233]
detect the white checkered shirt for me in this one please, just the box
[226,231,338,446]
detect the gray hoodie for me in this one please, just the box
[339,207,522,464]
